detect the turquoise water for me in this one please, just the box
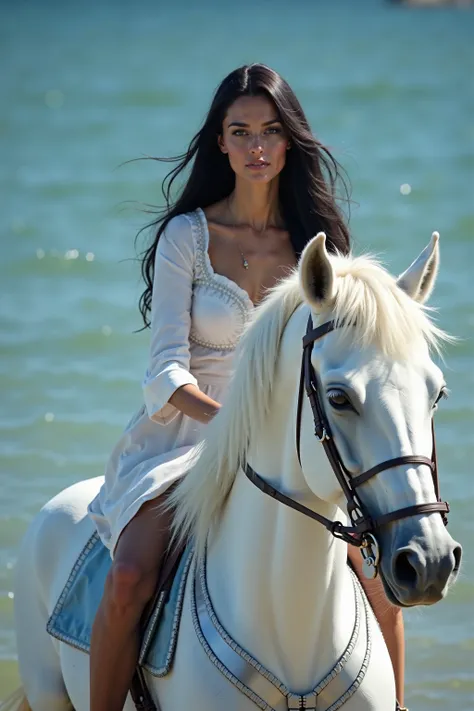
[1,0,473,707]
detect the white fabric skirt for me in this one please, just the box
[88,380,224,556]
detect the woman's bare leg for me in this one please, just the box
[90,496,173,711]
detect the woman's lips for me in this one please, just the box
[246,161,270,170]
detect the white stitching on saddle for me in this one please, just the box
[46,532,100,654]
[140,548,194,677]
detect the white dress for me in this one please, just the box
[88,208,253,554]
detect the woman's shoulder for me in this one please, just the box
[164,209,200,237]
[160,209,204,255]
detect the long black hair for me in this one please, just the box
[138,63,351,328]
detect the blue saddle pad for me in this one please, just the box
[47,532,193,677]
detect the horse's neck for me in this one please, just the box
[206,423,355,693]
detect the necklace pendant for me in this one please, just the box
[242,258,249,270]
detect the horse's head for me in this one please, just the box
[297,232,462,606]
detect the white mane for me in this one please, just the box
[169,252,449,562]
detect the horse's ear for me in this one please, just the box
[396,232,440,304]
[299,233,336,311]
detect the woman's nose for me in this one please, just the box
[249,135,264,154]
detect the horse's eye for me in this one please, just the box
[327,389,352,410]
[434,386,449,408]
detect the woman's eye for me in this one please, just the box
[327,389,351,410]
[232,128,281,137]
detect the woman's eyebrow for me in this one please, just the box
[227,118,281,128]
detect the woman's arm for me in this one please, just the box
[169,383,221,424]
[143,215,207,425]
[347,545,405,707]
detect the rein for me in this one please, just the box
[245,316,449,578]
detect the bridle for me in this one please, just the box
[245,316,450,578]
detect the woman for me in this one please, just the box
[88,63,406,711]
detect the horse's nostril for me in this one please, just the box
[453,545,462,573]
[394,550,418,587]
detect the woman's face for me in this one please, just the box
[219,95,289,184]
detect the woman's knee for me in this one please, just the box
[106,558,156,616]
[103,498,171,616]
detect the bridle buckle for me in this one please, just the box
[359,533,380,580]
[316,427,331,443]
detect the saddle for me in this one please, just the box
[46,526,406,710]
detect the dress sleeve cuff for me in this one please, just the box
[143,364,198,425]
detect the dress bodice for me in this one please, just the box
[189,207,254,351]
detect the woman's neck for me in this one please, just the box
[228,178,283,233]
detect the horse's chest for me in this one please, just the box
[163,555,376,711]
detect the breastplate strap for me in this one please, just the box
[192,552,373,711]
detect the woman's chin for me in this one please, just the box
[241,168,276,183]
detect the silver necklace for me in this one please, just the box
[226,197,250,269]
[236,242,249,270]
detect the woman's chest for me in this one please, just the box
[189,279,252,351]
[208,240,296,306]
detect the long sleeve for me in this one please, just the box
[142,214,198,425]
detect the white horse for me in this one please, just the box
[7,233,461,711]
